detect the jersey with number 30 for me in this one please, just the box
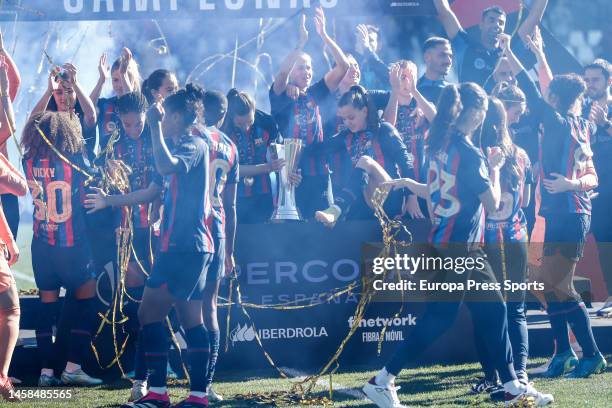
[427,132,491,246]
[24,155,88,247]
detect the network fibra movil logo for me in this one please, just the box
[230,323,328,346]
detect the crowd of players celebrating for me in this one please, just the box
[0,0,609,406]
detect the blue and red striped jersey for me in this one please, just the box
[325,123,412,188]
[517,71,597,217]
[228,110,277,198]
[23,155,89,247]
[427,132,491,246]
[395,101,430,182]
[269,79,330,176]
[159,135,214,254]
[485,147,532,243]
[96,97,122,157]
[114,127,163,228]
[193,125,239,239]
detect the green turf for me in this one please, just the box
[8,357,611,407]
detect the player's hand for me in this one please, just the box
[267,158,286,172]
[525,26,545,59]
[147,102,165,124]
[289,169,302,186]
[98,53,110,82]
[286,83,301,100]
[225,254,236,278]
[313,7,328,40]
[590,102,609,127]
[84,186,109,214]
[6,240,19,266]
[297,14,309,49]
[62,63,78,85]
[119,47,132,75]
[403,194,425,219]
[389,63,401,92]
[487,147,505,171]
[356,24,371,52]
[543,172,574,194]
[498,33,512,54]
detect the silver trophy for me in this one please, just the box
[270,138,304,221]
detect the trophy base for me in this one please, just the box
[270,208,302,222]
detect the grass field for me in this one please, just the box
[8,357,611,407]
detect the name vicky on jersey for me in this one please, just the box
[32,167,57,179]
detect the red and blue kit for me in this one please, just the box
[193,125,239,238]
[23,155,89,247]
[395,100,430,182]
[159,135,214,254]
[269,79,330,176]
[228,110,276,198]
[517,71,596,217]
[96,97,122,156]
[485,148,532,244]
[114,127,163,228]
[326,122,412,184]
[427,132,491,246]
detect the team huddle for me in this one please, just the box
[0,0,609,407]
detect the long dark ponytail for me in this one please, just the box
[480,96,521,191]
[427,82,488,154]
[222,88,256,134]
[338,85,380,131]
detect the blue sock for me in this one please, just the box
[133,328,147,381]
[68,298,96,366]
[565,301,599,357]
[36,301,60,370]
[205,330,220,389]
[142,322,169,389]
[184,325,210,393]
[546,302,571,354]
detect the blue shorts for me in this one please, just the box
[544,213,590,261]
[147,251,213,300]
[31,239,95,292]
[207,237,226,282]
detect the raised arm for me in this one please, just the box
[383,64,401,125]
[84,181,162,214]
[433,0,463,40]
[524,27,553,95]
[355,24,389,82]
[314,7,349,92]
[90,53,109,105]
[147,103,183,175]
[30,71,55,117]
[118,48,135,94]
[0,32,20,102]
[517,0,549,44]
[0,61,16,148]
[63,63,96,129]
[272,15,308,96]
[408,64,436,122]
